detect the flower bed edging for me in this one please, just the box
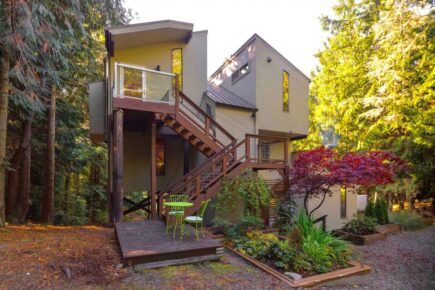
[225,246,371,288]
[333,230,386,245]
[375,223,402,235]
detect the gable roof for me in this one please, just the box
[206,83,257,111]
[209,33,310,82]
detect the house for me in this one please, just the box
[89,19,356,232]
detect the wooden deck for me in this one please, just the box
[115,220,223,268]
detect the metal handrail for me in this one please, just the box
[115,62,176,77]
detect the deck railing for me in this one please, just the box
[114,62,176,103]
[157,134,290,215]
[114,62,235,148]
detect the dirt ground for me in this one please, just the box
[1,225,434,290]
[0,225,127,289]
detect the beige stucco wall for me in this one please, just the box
[123,132,185,193]
[208,36,309,137]
[214,105,255,143]
[110,31,207,105]
[292,186,358,231]
[254,39,309,136]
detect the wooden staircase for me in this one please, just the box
[123,88,290,219]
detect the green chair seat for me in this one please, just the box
[181,199,210,240]
[169,210,184,216]
[185,216,203,223]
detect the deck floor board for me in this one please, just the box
[115,220,221,265]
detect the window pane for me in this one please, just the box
[123,67,143,98]
[172,48,183,91]
[156,139,165,176]
[282,70,289,112]
[240,63,249,75]
[340,187,347,218]
[231,69,240,83]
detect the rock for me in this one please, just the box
[61,266,72,279]
[284,272,302,280]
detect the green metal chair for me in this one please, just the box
[165,194,188,234]
[182,199,210,240]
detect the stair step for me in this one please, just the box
[165,119,177,127]
[198,143,208,152]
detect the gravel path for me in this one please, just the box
[125,227,435,290]
[353,225,435,290]
[317,225,435,290]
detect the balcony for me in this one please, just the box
[113,62,179,114]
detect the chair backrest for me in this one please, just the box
[197,199,210,218]
[168,194,188,203]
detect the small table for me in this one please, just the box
[163,201,193,238]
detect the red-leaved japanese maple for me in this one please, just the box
[289,147,407,217]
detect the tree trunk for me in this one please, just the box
[14,144,30,223]
[40,88,56,224]
[309,191,328,217]
[0,48,10,227]
[6,118,32,218]
[6,119,32,223]
[88,164,96,223]
[64,173,70,221]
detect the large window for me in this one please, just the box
[282,70,289,112]
[340,187,347,219]
[231,63,250,84]
[171,48,183,90]
[156,138,165,176]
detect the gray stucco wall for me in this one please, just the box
[254,38,309,136]
[209,41,257,107]
[123,131,184,193]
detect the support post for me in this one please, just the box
[245,135,251,162]
[113,109,124,223]
[174,74,180,114]
[150,118,157,220]
[284,138,289,165]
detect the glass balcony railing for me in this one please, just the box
[114,62,176,103]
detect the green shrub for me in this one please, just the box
[235,212,352,275]
[365,198,389,225]
[276,197,297,231]
[294,212,350,273]
[342,217,378,235]
[390,210,425,231]
[374,198,389,225]
[213,170,270,219]
[212,215,263,239]
[365,200,375,218]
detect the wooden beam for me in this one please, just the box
[150,118,157,220]
[113,97,176,114]
[113,109,124,222]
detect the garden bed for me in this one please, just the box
[226,246,371,288]
[207,226,278,240]
[333,229,386,245]
[334,223,402,245]
[375,223,402,235]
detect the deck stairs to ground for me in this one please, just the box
[123,88,290,218]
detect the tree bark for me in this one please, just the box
[40,88,56,224]
[0,48,10,227]
[14,144,30,223]
[64,172,70,221]
[6,118,32,222]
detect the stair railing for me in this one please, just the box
[156,134,292,215]
[175,88,235,148]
